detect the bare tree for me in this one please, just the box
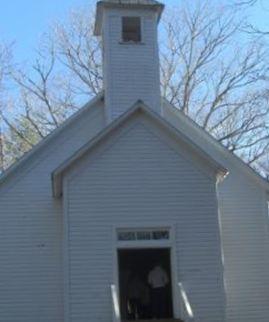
[161,3,269,168]
[1,37,80,166]
[234,0,258,5]
[0,43,13,172]
[233,0,269,35]
[2,2,269,175]
[0,50,4,172]
[54,7,103,97]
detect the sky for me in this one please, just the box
[0,0,90,60]
[0,0,268,62]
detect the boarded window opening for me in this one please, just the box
[122,17,141,43]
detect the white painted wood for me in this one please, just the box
[52,105,227,197]
[94,0,164,35]
[0,1,268,321]
[100,5,162,121]
[64,116,226,322]
[112,223,181,319]
[63,180,71,322]
[0,99,105,322]
[162,99,269,322]
[111,284,121,322]
[0,91,268,322]
[178,282,194,321]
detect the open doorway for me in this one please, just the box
[118,248,173,320]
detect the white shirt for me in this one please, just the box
[148,266,169,288]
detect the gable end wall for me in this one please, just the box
[64,120,226,322]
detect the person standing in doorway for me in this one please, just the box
[127,274,144,319]
[148,264,169,319]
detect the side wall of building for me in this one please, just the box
[163,102,269,322]
[0,101,105,322]
[218,164,269,322]
[64,118,226,322]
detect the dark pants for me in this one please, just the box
[128,298,142,319]
[151,287,166,319]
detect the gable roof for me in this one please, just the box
[162,98,269,195]
[52,100,228,198]
[0,92,104,187]
[0,92,268,197]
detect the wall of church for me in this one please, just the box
[219,165,269,322]
[0,100,105,322]
[64,118,226,322]
[163,101,269,322]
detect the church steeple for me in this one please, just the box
[94,0,164,122]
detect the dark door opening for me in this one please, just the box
[118,248,173,320]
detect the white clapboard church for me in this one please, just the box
[0,1,269,322]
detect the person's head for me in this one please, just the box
[150,262,156,269]
[151,262,159,270]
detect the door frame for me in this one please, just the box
[112,222,180,319]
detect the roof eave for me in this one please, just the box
[161,98,269,194]
[0,92,104,188]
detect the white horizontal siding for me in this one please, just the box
[0,102,105,322]
[65,120,225,322]
[219,173,269,322]
[0,91,268,322]
[162,102,269,322]
[103,8,161,120]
